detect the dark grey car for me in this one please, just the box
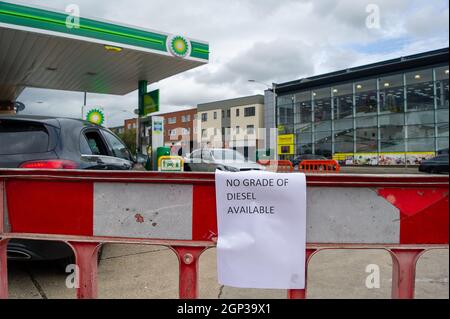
[0,115,135,261]
[418,155,449,174]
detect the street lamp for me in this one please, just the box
[248,80,278,160]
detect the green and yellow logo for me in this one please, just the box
[86,108,105,125]
[167,35,190,58]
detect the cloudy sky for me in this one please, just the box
[15,0,450,127]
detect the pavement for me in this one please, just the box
[7,244,449,299]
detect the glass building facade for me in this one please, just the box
[276,50,449,165]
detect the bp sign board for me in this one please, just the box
[85,108,105,126]
[167,35,191,58]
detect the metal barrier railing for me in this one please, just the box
[0,170,448,299]
[298,160,341,173]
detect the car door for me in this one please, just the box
[186,150,202,171]
[100,130,134,170]
[79,129,110,170]
[201,149,217,172]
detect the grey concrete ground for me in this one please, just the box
[7,244,449,299]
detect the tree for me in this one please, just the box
[118,129,136,155]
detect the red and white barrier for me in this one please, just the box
[0,169,448,299]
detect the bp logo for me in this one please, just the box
[167,35,191,58]
[86,108,105,125]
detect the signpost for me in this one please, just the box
[215,170,307,289]
[151,116,165,169]
[158,156,184,172]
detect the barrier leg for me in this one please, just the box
[0,238,8,299]
[67,241,101,299]
[287,249,318,299]
[388,249,425,299]
[171,246,207,299]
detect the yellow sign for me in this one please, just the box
[278,134,294,145]
[278,144,294,155]
[278,134,295,155]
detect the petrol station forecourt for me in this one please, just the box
[0,1,448,302]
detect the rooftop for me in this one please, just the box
[275,47,449,94]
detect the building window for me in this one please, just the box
[182,128,190,135]
[436,66,449,110]
[168,117,177,124]
[244,106,256,117]
[406,68,434,112]
[355,79,377,117]
[236,109,240,117]
[201,113,208,122]
[227,109,231,118]
[181,115,191,122]
[313,88,332,122]
[235,126,240,134]
[332,83,353,120]
[214,111,217,120]
[170,129,177,137]
[247,125,255,134]
[379,74,404,114]
[201,129,207,138]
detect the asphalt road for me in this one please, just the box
[7,244,449,299]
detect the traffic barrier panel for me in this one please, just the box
[0,169,448,299]
[298,160,341,173]
[257,160,294,172]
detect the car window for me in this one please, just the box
[436,155,449,162]
[191,150,201,159]
[80,134,93,155]
[201,149,212,160]
[102,130,131,161]
[0,120,49,155]
[212,149,245,161]
[84,131,109,156]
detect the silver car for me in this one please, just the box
[184,148,264,172]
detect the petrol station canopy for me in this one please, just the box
[0,1,209,101]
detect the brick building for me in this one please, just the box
[161,108,197,149]
[124,118,137,131]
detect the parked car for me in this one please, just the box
[0,115,135,261]
[291,154,327,168]
[184,148,264,172]
[418,155,449,174]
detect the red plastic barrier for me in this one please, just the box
[298,160,341,173]
[257,160,294,172]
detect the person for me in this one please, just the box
[170,142,177,156]
[178,142,184,157]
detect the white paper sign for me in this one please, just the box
[215,170,307,289]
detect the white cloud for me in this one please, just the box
[12,0,449,127]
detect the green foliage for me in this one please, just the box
[118,129,136,155]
